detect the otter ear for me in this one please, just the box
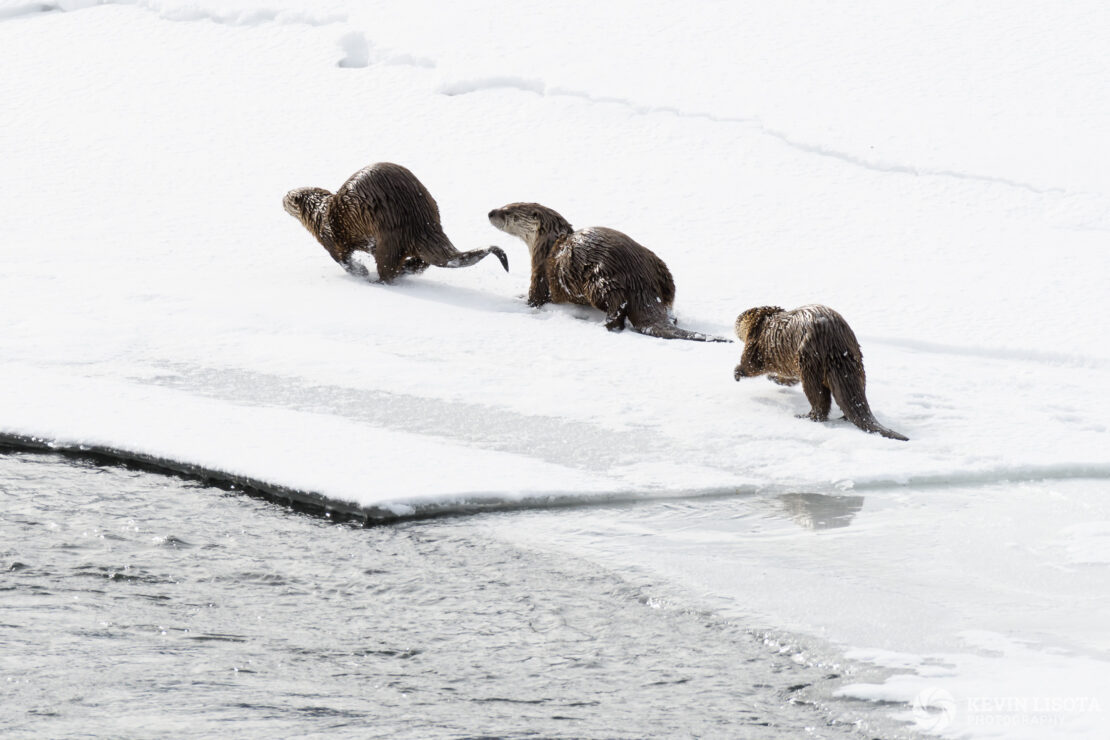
[739,306,779,336]
[757,306,782,323]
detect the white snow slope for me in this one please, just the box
[1,1,1109,737]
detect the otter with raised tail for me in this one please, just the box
[488,202,728,342]
[734,304,909,441]
[284,162,508,283]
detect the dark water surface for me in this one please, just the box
[1,452,904,739]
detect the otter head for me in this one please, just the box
[735,306,784,343]
[488,202,573,251]
[282,187,332,225]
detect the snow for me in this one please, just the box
[2,1,1108,736]
[838,632,1110,738]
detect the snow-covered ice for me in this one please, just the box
[2,1,1108,736]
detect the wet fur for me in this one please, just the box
[734,304,908,440]
[284,162,508,282]
[488,202,727,342]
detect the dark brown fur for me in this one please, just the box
[284,162,508,282]
[488,202,727,342]
[734,304,908,440]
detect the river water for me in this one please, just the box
[1,451,914,739]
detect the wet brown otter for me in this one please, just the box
[487,202,728,342]
[734,304,909,440]
[284,162,508,282]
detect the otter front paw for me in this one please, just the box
[734,365,747,381]
[768,374,799,387]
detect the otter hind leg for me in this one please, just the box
[798,362,831,421]
[371,239,407,284]
[400,256,429,274]
[604,301,630,332]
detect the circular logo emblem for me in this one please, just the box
[912,687,957,731]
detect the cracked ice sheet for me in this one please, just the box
[2,3,1110,737]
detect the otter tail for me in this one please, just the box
[624,305,730,342]
[437,246,509,272]
[826,369,909,441]
[634,322,731,343]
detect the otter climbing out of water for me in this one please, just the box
[283,162,509,283]
[734,304,909,441]
[487,202,728,342]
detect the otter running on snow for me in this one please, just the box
[488,202,727,342]
[284,162,508,283]
[734,304,909,440]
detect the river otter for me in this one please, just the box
[284,162,508,282]
[487,202,727,342]
[734,304,909,441]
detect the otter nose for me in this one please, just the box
[488,209,498,219]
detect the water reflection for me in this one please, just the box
[777,492,865,530]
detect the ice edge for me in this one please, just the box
[0,432,755,525]
[5,432,1110,527]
